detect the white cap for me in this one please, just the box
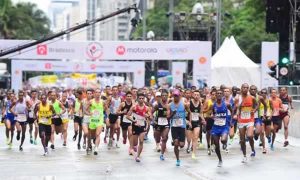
[155,92,161,97]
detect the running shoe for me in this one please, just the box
[241,157,247,163]
[8,142,12,149]
[6,138,10,145]
[156,145,161,152]
[129,149,134,156]
[43,147,48,156]
[270,144,274,151]
[254,134,259,141]
[83,143,86,149]
[63,143,67,147]
[262,148,267,154]
[191,153,196,159]
[217,161,223,167]
[77,143,81,150]
[94,147,98,155]
[33,140,37,145]
[30,137,33,144]
[160,154,165,161]
[19,146,23,151]
[116,141,120,148]
[267,136,271,144]
[123,138,126,145]
[259,142,263,147]
[50,144,55,150]
[176,160,181,166]
[72,134,77,141]
[207,149,211,155]
[186,148,191,154]
[283,141,289,147]
[250,150,256,157]
[135,157,141,162]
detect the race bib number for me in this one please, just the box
[241,111,251,119]
[214,117,226,126]
[282,104,289,111]
[28,111,34,118]
[61,111,68,119]
[173,118,183,127]
[91,118,100,123]
[191,113,199,122]
[158,117,168,126]
[40,117,48,124]
[254,111,258,118]
[133,113,145,126]
[92,110,100,119]
[18,114,27,122]
[123,116,131,123]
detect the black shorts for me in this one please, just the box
[17,121,27,126]
[27,118,35,124]
[52,117,63,126]
[121,121,131,130]
[188,121,200,130]
[132,124,146,135]
[271,116,282,128]
[74,116,83,126]
[171,127,186,142]
[154,124,170,132]
[263,119,272,126]
[39,124,52,137]
[109,114,119,124]
[205,117,214,131]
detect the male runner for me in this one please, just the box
[73,89,84,150]
[27,89,39,145]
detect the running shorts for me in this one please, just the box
[271,116,282,129]
[171,127,185,142]
[27,117,35,124]
[211,126,229,136]
[205,117,214,131]
[89,118,104,130]
[255,118,262,126]
[52,117,63,126]
[39,124,51,137]
[74,115,83,126]
[238,122,254,129]
[132,124,146,135]
[108,114,119,124]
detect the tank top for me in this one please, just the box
[190,100,200,122]
[110,97,121,114]
[61,101,69,119]
[133,105,147,126]
[156,102,168,126]
[203,99,213,118]
[74,99,82,117]
[213,100,228,127]
[52,100,62,115]
[271,97,281,116]
[239,95,254,123]
[223,97,234,116]
[170,100,186,128]
[38,103,52,125]
[90,99,104,123]
[15,99,27,122]
[121,101,132,123]
[280,95,289,111]
[28,98,39,118]
[259,98,271,117]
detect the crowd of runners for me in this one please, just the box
[0,84,293,167]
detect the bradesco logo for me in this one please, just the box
[116,45,158,55]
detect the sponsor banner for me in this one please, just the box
[4,40,211,87]
[172,62,186,86]
[0,40,210,60]
[261,42,278,88]
[11,60,145,90]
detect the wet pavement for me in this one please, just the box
[0,124,300,180]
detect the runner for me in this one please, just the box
[2,91,15,148]
[229,86,239,143]
[127,93,152,162]
[203,89,216,155]
[88,88,105,155]
[73,89,84,150]
[270,88,284,150]
[235,83,257,163]
[10,90,30,151]
[152,89,170,160]
[279,87,293,147]
[118,91,134,155]
[187,90,205,159]
[259,88,272,153]
[34,94,56,156]
[61,91,72,146]
[212,89,232,167]
[152,91,162,152]
[82,89,94,154]
[49,91,65,149]
[249,85,267,143]
[223,87,234,147]
[106,86,121,148]
[27,89,40,145]
[170,89,190,166]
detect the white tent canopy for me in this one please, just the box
[211,36,261,88]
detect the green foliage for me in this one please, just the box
[0,0,51,39]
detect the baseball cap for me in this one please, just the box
[173,89,180,96]
[155,92,161,97]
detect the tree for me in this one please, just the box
[0,0,51,39]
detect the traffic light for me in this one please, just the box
[279,56,290,65]
[268,64,277,79]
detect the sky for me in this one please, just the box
[12,0,51,15]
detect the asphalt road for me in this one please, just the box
[0,124,299,180]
